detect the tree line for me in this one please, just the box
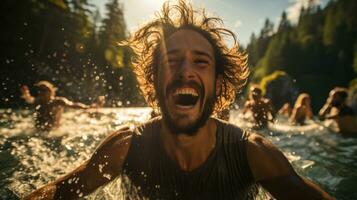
[245,0,357,111]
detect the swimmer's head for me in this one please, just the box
[329,87,348,107]
[249,85,262,101]
[35,81,57,101]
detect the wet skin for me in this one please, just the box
[243,88,274,129]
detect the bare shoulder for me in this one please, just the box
[89,126,134,172]
[246,133,295,181]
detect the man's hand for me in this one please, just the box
[20,85,30,97]
[20,85,35,104]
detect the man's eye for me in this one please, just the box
[195,60,209,66]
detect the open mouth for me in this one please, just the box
[172,88,199,107]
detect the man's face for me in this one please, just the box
[156,29,218,135]
[38,87,52,103]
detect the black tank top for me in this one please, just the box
[121,118,258,199]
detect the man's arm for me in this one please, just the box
[319,99,332,119]
[23,127,133,200]
[266,99,276,120]
[56,97,91,109]
[246,133,334,200]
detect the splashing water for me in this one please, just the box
[0,108,356,199]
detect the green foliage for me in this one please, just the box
[0,0,143,107]
[259,71,287,95]
[247,0,357,109]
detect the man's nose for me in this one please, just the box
[178,57,195,80]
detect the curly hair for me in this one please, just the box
[124,0,249,113]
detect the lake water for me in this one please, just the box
[0,108,356,199]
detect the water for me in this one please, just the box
[1,108,356,199]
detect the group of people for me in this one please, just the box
[241,84,356,135]
[22,1,338,199]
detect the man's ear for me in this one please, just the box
[215,75,223,96]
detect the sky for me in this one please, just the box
[89,0,328,47]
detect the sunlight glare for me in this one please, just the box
[144,0,166,11]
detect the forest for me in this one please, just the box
[1,0,356,112]
[246,0,357,111]
[0,0,142,108]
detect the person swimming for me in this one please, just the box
[319,87,357,135]
[242,85,275,129]
[289,93,313,125]
[20,80,92,131]
[24,1,333,199]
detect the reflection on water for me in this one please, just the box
[0,108,356,199]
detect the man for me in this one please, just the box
[24,1,334,199]
[21,80,92,131]
[319,87,357,135]
[242,85,275,129]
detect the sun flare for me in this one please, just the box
[144,0,166,11]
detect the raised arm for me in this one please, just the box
[319,98,333,119]
[246,133,334,200]
[23,127,133,200]
[56,97,91,109]
[20,85,36,104]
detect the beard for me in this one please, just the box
[156,79,216,136]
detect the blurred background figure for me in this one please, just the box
[242,85,275,129]
[289,93,313,125]
[20,80,92,131]
[319,87,357,135]
[91,95,106,108]
[278,102,292,118]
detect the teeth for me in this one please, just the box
[173,88,198,96]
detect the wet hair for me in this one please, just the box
[293,93,310,108]
[124,0,249,113]
[35,80,57,96]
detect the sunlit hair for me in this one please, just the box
[293,93,310,108]
[123,0,249,113]
[35,80,57,97]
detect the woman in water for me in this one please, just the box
[289,93,313,125]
